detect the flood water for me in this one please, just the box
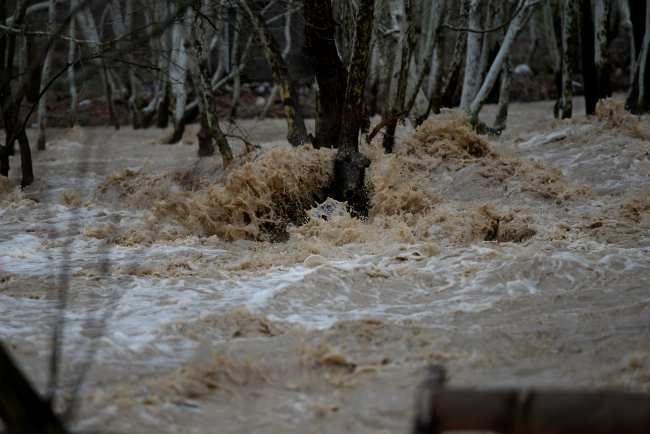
[1,96,649,433]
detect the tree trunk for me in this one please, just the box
[525,15,539,66]
[67,4,78,127]
[195,88,214,157]
[229,10,243,119]
[406,0,449,118]
[578,0,597,115]
[2,0,33,187]
[441,0,470,108]
[468,0,535,122]
[459,0,484,112]
[76,6,120,129]
[542,0,561,95]
[237,0,309,147]
[382,0,416,153]
[260,11,293,121]
[634,0,650,113]
[382,42,411,153]
[477,0,498,93]
[333,0,374,217]
[493,52,513,133]
[303,0,347,149]
[560,0,575,119]
[36,0,56,151]
[168,7,190,142]
[594,0,612,99]
[0,4,8,178]
[195,5,233,167]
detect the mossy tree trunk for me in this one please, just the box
[237,0,309,147]
[333,0,374,217]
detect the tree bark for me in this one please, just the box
[194,5,233,167]
[560,0,575,119]
[67,3,78,127]
[237,0,308,147]
[406,0,449,117]
[441,0,470,108]
[633,0,650,113]
[229,10,242,119]
[594,0,612,99]
[459,0,483,112]
[260,11,293,121]
[2,0,33,187]
[76,5,120,129]
[493,52,513,133]
[542,0,561,95]
[303,0,347,149]
[525,14,538,66]
[333,0,374,217]
[468,0,535,122]
[169,10,189,143]
[36,0,56,150]
[578,0,597,115]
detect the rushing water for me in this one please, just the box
[1,99,649,433]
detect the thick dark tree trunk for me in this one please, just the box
[441,0,470,109]
[1,0,33,187]
[26,33,41,104]
[197,112,214,157]
[0,342,69,434]
[303,0,347,149]
[579,0,597,115]
[333,0,374,218]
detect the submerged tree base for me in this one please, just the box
[331,150,371,219]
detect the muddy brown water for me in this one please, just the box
[1,96,649,433]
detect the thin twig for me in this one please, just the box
[365,109,409,144]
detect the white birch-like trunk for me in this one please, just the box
[468,0,535,119]
[387,0,405,106]
[594,0,610,69]
[477,0,497,87]
[560,0,576,118]
[170,9,190,133]
[617,0,634,72]
[124,0,141,128]
[493,52,513,132]
[459,0,483,112]
[405,0,448,110]
[36,0,56,151]
[542,0,561,75]
[75,5,120,128]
